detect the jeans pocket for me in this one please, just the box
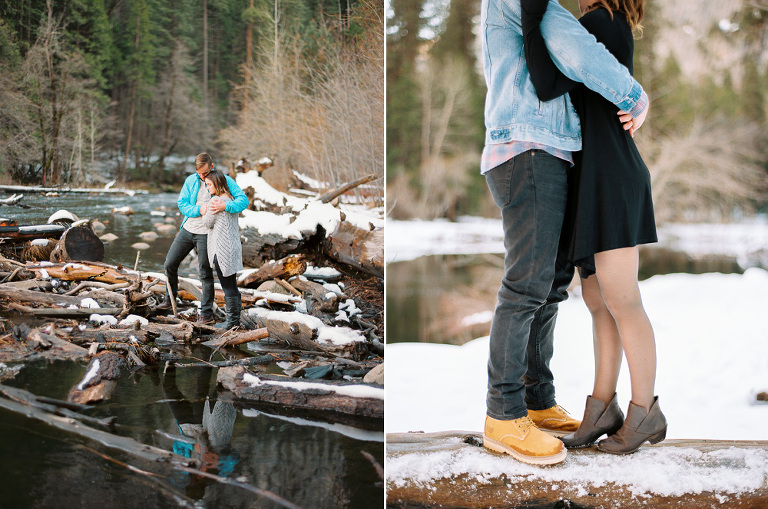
[485,159,515,209]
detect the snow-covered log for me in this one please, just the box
[387,431,768,508]
[67,351,126,405]
[236,171,383,278]
[217,365,383,421]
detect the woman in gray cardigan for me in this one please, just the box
[203,171,244,329]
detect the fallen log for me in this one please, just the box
[0,223,67,242]
[318,174,378,204]
[323,222,383,279]
[7,302,123,317]
[240,255,307,288]
[49,225,105,263]
[202,327,269,348]
[289,276,341,316]
[240,228,303,268]
[68,351,126,405]
[217,365,383,421]
[386,431,768,509]
[0,184,148,195]
[26,328,90,360]
[26,262,132,284]
[0,384,115,430]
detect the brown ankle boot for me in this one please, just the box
[561,393,624,449]
[597,396,667,455]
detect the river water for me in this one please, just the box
[0,191,384,508]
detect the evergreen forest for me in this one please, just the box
[0,0,383,192]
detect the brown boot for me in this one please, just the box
[483,415,567,465]
[597,396,667,455]
[560,394,624,449]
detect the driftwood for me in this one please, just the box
[8,303,124,317]
[290,276,341,315]
[241,255,307,288]
[324,222,383,279]
[0,223,67,242]
[319,174,378,204]
[68,351,126,404]
[49,225,105,263]
[26,262,132,284]
[27,328,90,360]
[386,431,768,509]
[217,365,383,421]
[202,327,269,348]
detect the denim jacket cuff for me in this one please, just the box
[616,81,646,118]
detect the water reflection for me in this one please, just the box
[386,246,747,346]
[0,359,384,508]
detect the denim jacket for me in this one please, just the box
[177,173,249,228]
[481,0,645,151]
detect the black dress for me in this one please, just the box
[521,4,657,278]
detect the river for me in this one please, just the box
[0,191,384,508]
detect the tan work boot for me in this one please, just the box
[528,405,581,437]
[483,415,567,465]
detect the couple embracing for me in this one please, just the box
[158,153,246,331]
[481,0,666,465]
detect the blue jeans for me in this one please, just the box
[164,227,214,317]
[485,150,574,420]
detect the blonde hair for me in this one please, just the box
[585,0,644,35]
[195,152,213,170]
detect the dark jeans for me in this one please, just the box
[213,255,240,299]
[164,227,214,316]
[485,150,575,420]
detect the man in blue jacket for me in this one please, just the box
[480,0,649,465]
[158,153,249,324]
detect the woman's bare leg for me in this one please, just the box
[593,246,656,410]
[580,273,623,404]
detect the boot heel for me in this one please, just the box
[648,427,666,445]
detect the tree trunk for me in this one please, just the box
[67,351,126,405]
[49,226,105,263]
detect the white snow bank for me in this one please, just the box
[386,216,768,265]
[386,269,768,440]
[242,408,384,442]
[242,373,384,400]
[387,441,768,498]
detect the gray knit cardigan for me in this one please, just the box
[203,195,244,277]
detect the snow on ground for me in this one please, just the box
[386,269,768,496]
[386,216,768,267]
[386,269,768,438]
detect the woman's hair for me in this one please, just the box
[585,0,643,35]
[205,170,232,199]
[195,152,214,170]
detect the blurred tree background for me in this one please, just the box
[0,0,383,194]
[386,0,768,222]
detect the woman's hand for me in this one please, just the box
[200,203,208,215]
[208,197,226,214]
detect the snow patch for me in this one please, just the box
[242,373,384,400]
[76,359,100,390]
[79,298,100,309]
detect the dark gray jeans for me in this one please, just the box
[164,227,214,317]
[485,150,574,420]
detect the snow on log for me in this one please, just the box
[217,365,383,420]
[387,431,768,509]
[235,171,383,277]
[245,307,368,359]
[67,351,126,405]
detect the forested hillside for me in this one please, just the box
[0,0,383,192]
[386,0,768,222]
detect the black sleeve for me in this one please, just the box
[521,0,578,101]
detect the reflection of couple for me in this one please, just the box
[158,153,246,330]
[481,0,665,465]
